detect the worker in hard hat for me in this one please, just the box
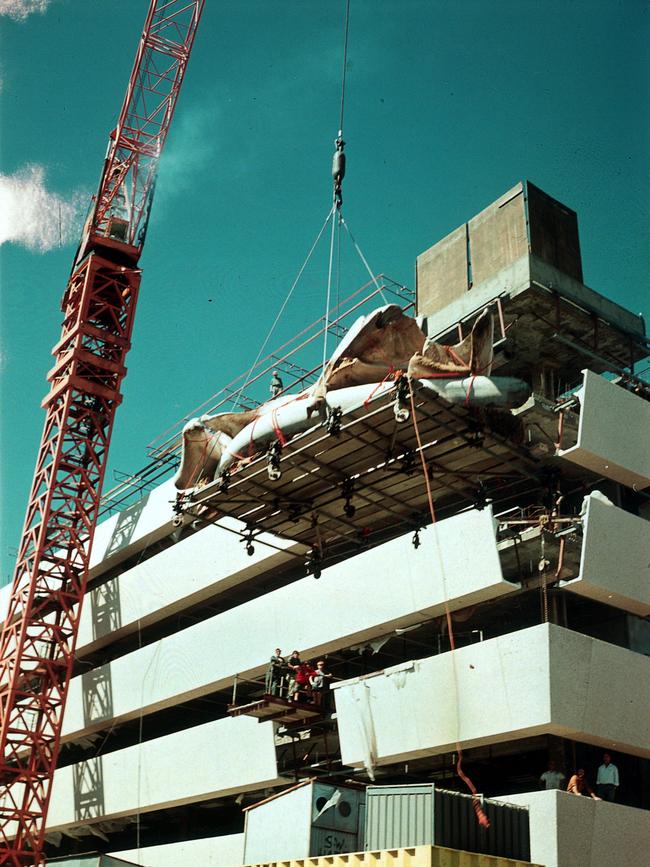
[270,370,283,398]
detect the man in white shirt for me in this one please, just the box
[596,752,620,801]
[540,759,565,790]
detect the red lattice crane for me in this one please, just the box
[0,2,204,862]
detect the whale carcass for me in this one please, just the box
[175,305,530,490]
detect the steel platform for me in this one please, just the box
[228,695,323,724]
[179,382,575,565]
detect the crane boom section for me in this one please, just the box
[85,1,204,254]
[0,2,204,863]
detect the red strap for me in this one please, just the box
[247,416,261,456]
[444,343,492,376]
[271,407,287,447]
[444,344,467,367]
[186,436,211,488]
[464,374,478,406]
[364,366,395,408]
[408,386,490,829]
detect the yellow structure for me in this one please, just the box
[244,845,542,867]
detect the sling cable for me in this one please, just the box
[322,0,388,374]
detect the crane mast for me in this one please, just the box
[0,2,204,863]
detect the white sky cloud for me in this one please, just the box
[0,0,50,20]
[0,164,86,253]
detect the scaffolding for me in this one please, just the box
[99,276,413,518]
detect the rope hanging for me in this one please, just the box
[408,383,491,829]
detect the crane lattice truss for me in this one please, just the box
[88,0,204,250]
[0,2,204,864]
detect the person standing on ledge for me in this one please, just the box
[596,752,620,802]
[567,768,601,800]
[270,370,284,398]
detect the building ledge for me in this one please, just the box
[332,623,650,769]
[495,789,650,867]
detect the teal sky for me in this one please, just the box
[1,0,649,584]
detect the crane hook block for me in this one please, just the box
[332,137,346,183]
[332,136,346,209]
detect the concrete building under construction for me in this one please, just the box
[3,182,649,867]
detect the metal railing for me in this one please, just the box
[99,275,413,516]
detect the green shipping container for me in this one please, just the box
[364,785,530,863]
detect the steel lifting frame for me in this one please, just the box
[0,2,204,862]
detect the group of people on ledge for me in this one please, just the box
[540,753,620,802]
[265,649,334,707]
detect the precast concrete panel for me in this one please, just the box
[61,508,518,739]
[526,182,582,282]
[332,624,650,770]
[424,505,506,602]
[416,224,469,317]
[560,493,650,616]
[89,480,178,575]
[547,627,650,750]
[495,790,650,867]
[558,371,650,490]
[333,625,552,769]
[76,520,301,655]
[244,783,313,864]
[112,832,245,867]
[47,716,283,831]
[467,184,529,287]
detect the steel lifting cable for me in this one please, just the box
[408,383,491,829]
[324,0,390,370]
[333,0,350,206]
[339,0,351,138]
[340,215,389,304]
[233,205,335,409]
[335,204,343,338]
[323,206,338,373]
[335,0,389,305]
[322,0,351,372]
